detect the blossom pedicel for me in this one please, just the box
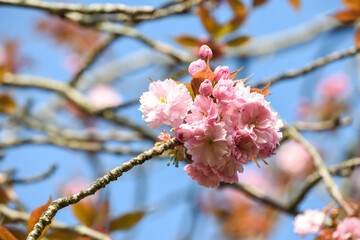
[139,45,283,188]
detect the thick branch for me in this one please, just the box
[0,204,110,240]
[26,138,181,240]
[255,46,360,88]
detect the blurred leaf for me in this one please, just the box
[72,201,96,227]
[334,9,360,23]
[213,0,247,38]
[27,196,52,238]
[196,5,218,36]
[8,230,26,240]
[0,67,5,83]
[0,187,10,204]
[228,0,247,16]
[0,94,16,114]
[191,61,216,95]
[45,229,82,240]
[109,211,145,232]
[355,27,360,46]
[94,199,109,227]
[343,0,360,10]
[287,0,300,11]
[174,36,199,47]
[0,225,18,240]
[226,36,251,47]
[253,0,268,7]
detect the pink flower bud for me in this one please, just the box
[214,66,230,82]
[199,45,213,60]
[199,79,213,96]
[188,59,206,77]
[158,130,172,142]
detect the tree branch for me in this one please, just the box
[26,137,181,240]
[255,46,360,88]
[2,73,157,142]
[294,116,352,131]
[4,164,57,185]
[284,124,355,216]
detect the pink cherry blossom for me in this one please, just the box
[199,44,213,60]
[231,129,259,164]
[317,72,350,100]
[64,53,84,73]
[185,95,219,124]
[184,162,221,188]
[333,217,360,240]
[293,210,326,237]
[139,79,193,129]
[87,84,122,110]
[185,121,229,167]
[214,66,230,82]
[199,79,213,97]
[275,140,313,177]
[188,59,206,76]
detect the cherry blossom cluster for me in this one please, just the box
[294,209,360,240]
[139,45,282,188]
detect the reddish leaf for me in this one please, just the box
[174,36,199,47]
[343,0,360,10]
[191,61,215,95]
[253,0,268,7]
[355,27,360,46]
[229,67,243,80]
[226,36,251,47]
[196,5,218,36]
[8,230,26,240]
[94,199,110,227]
[72,202,96,227]
[287,0,300,11]
[109,211,145,232]
[228,0,247,16]
[334,9,360,23]
[45,229,82,240]
[27,196,52,238]
[250,81,271,97]
[0,225,18,240]
[0,94,16,114]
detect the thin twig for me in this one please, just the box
[287,157,360,210]
[294,116,352,131]
[0,136,142,155]
[26,138,181,240]
[2,73,157,142]
[255,46,360,88]
[69,34,118,87]
[94,22,193,63]
[0,204,111,240]
[284,124,355,216]
[5,164,57,184]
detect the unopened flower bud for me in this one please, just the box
[199,45,213,60]
[199,79,213,97]
[158,130,172,142]
[188,59,206,76]
[214,66,230,82]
